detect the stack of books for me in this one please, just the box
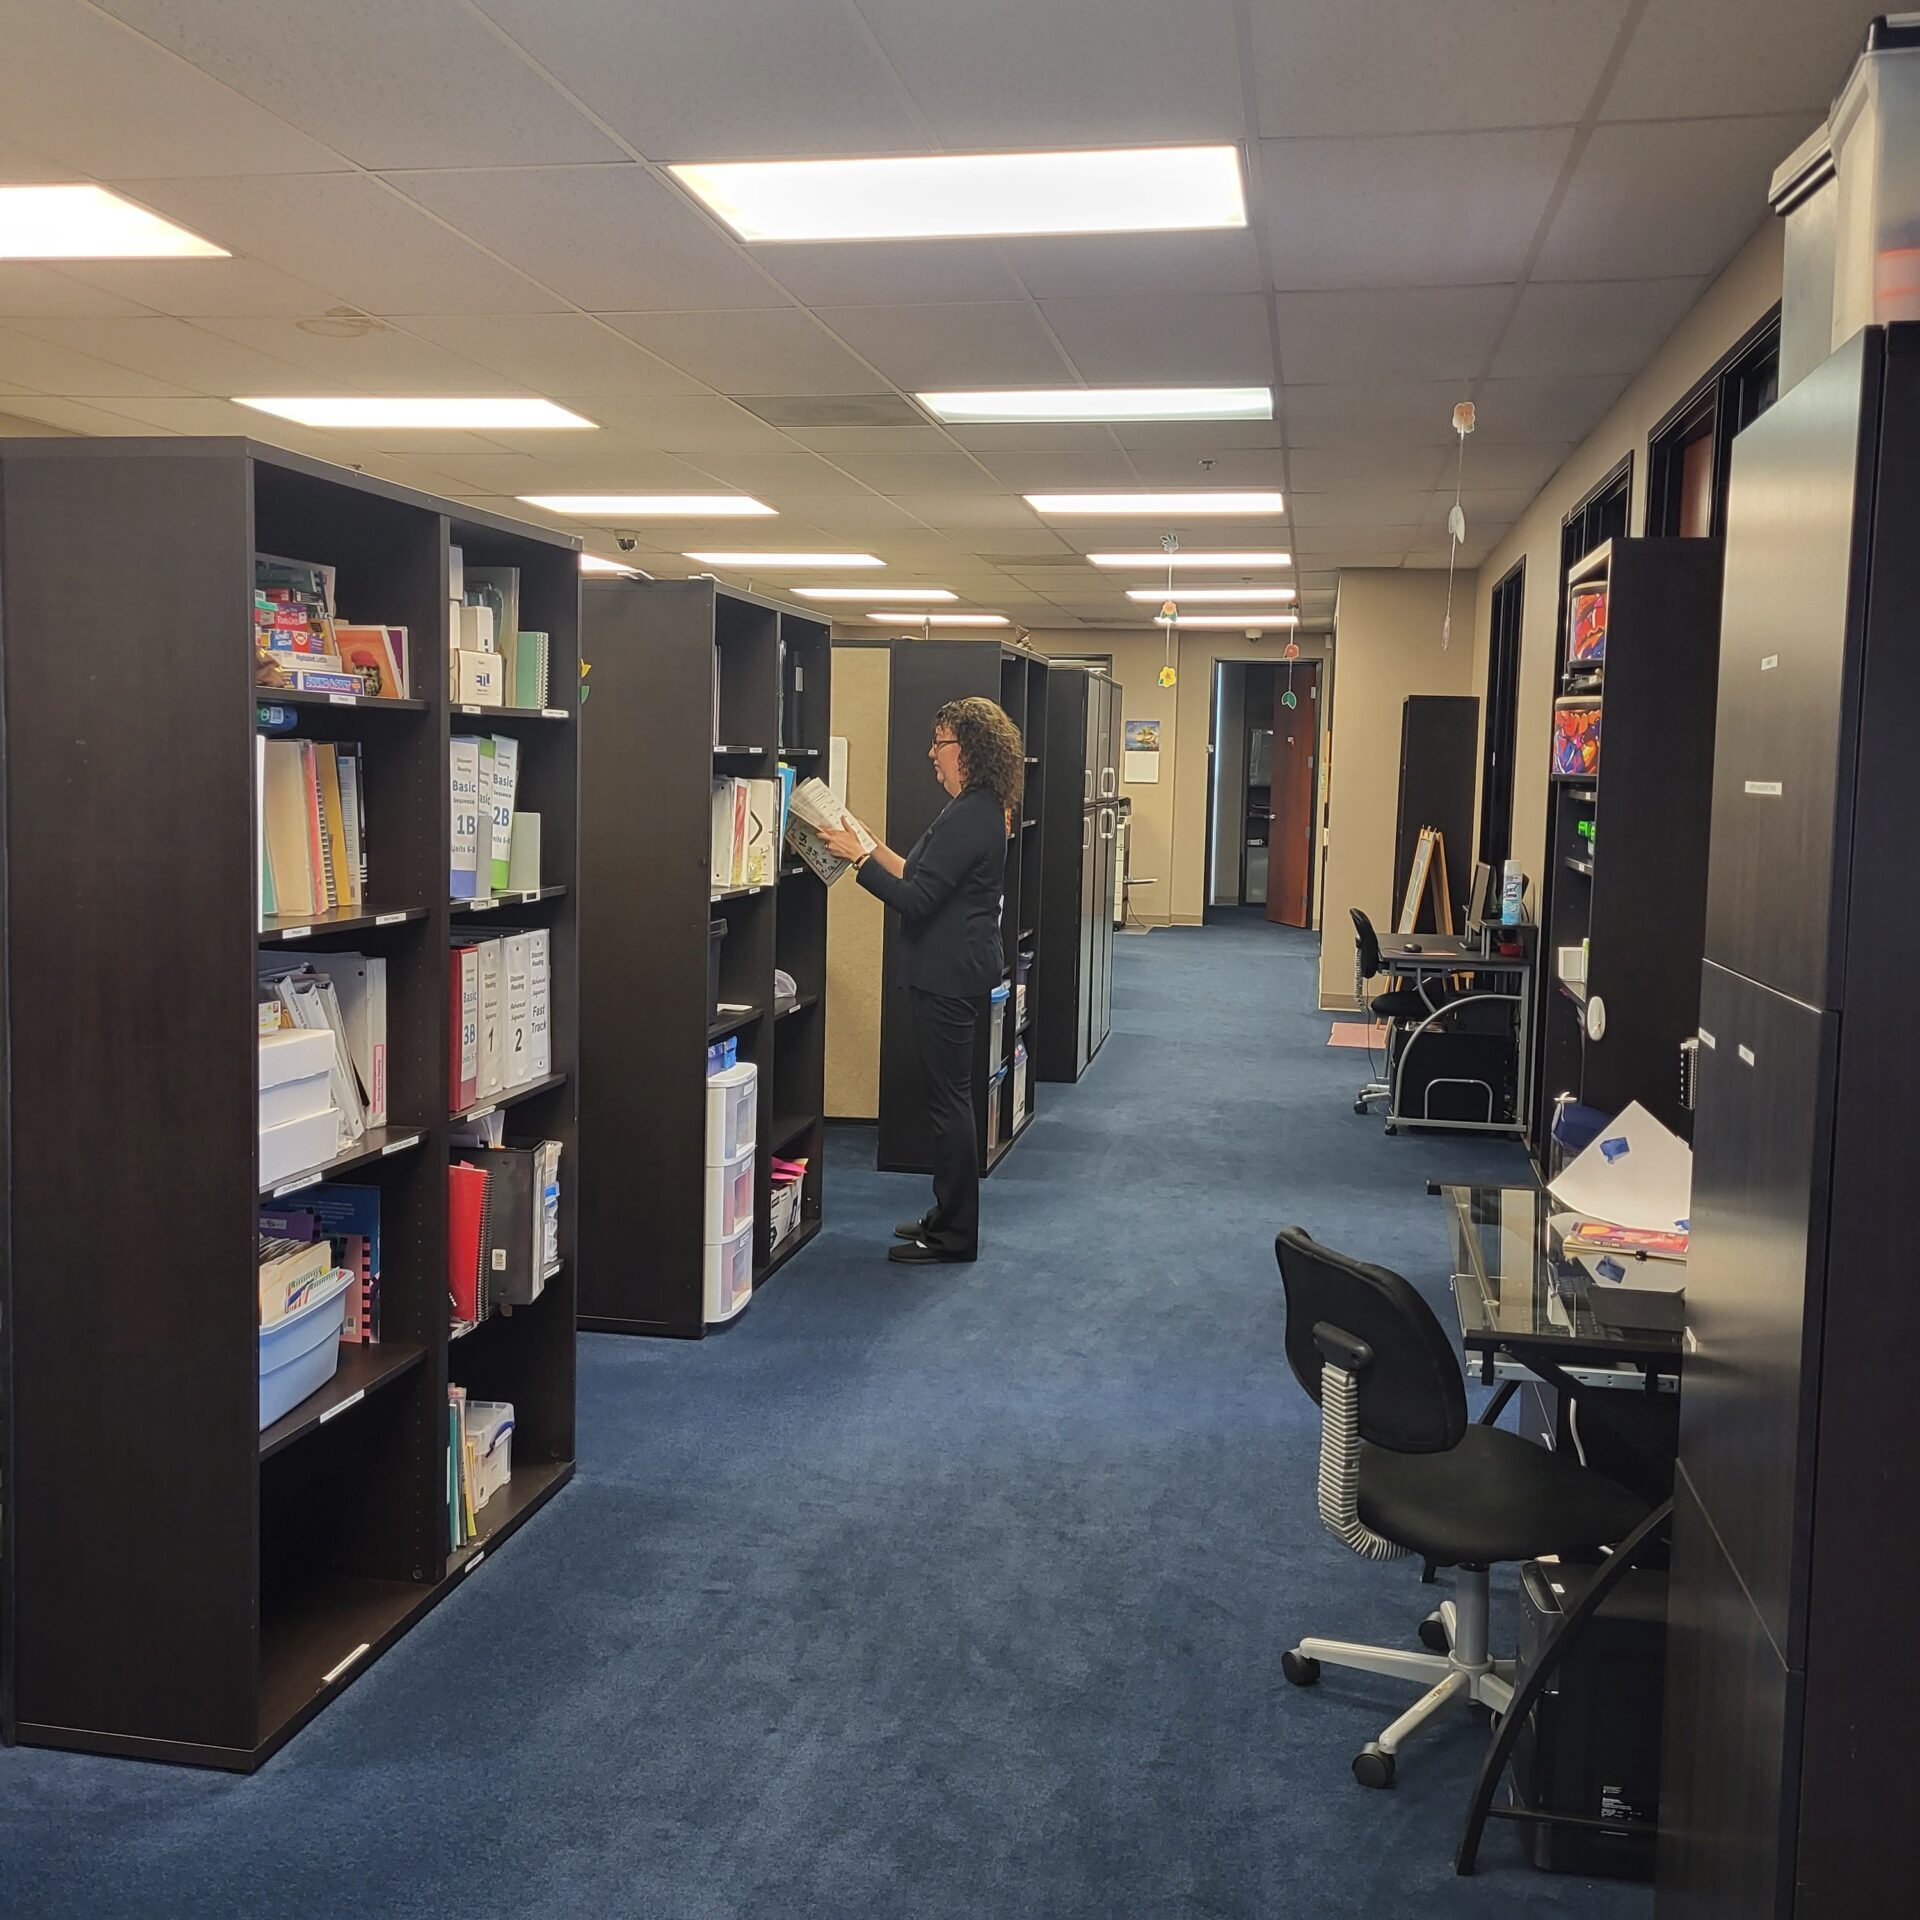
[255,553,408,698]
[450,733,542,899]
[259,736,367,921]
[259,1183,383,1344]
[710,775,780,889]
[448,931,552,1109]
[450,554,549,710]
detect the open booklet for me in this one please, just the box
[785,775,874,884]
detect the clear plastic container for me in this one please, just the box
[258,1267,355,1429]
[704,1142,755,1239]
[705,1220,753,1324]
[466,1400,515,1511]
[1831,23,1920,340]
[705,1061,758,1160]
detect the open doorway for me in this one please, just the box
[1206,658,1321,928]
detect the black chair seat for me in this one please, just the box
[1369,987,1445,1022]
[1358,1426,1648,1566]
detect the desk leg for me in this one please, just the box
[1453,1497,1674,1876]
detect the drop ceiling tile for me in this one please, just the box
[578,394,799,452]
[1257,129,1572,289]
[1604,0,1865,121]
[1476,373,1633,443]
[1451,441,1576,492]
[1280,379,1467,446]
[1310,535,1420,565]
[684,449,877,496]
[1289,444,1450,492]
[55,255,349,319]
[1107,419,1288,454]
[813,303,1074,389]
[416,449,718,493]
[885,491,1052,532]
[0,409,72,432]
[783,424,955,456]
[972,450,1144,491]
[1535,116,1812,280]
[3,315,331,393]
[0,326,194,397]
[1274,287,1512,384]
[0,393,170,432]
[943,422,1130,454]
[789,497,927,535]
[96,0,618,169]
[816,449,1001,492]
[0,267,155,319]
[390,314,705,398]
[115,173,566,314]
[1249,0,1630,135]
[1404,544,1497,569]
[1492,277,1706,379]
[604,309,882,395]
[0,0,350,176]
[189,317,513,393]
[999,229,1267,300]
[0,134,72,182]
[1418,489,1535,530]
[1039,294,1273,385]
[470,0,927,159]
[1120,446,1290,488]
[1292,489,1435,529]
[87,395,498,456]
[857,0,1245,146]
[758,241,1029,308]
[390,164,783,312]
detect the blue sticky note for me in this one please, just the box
[1597,1257,1625,1282]
[1676,1218,1690,1232]
[1599,1135,1630,1162]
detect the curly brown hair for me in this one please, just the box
[937,695,1025,820]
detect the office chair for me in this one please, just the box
[1348,909,1452,1115]
[1273,1227,1649,1788]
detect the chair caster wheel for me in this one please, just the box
[1468,1701,1493,1723]
[1353,1744,1396,1789]
[1418,1615,1449,1653]
[1353,1100,1368,1115]
[1384,1124,1398,1136]
[1281,1650,1321,1687]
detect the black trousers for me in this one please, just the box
[908,986,986,1257]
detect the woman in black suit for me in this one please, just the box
[823,696,1023,1265]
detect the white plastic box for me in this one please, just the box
[988,981,1011,1063]
[704,1142,755,1240]
[1557,945,1588,987]
[259,1108,341,1188]
[705,1220,754,1324]
[706,1061,758,1160]
[770,1176,803,1247]
[1831,29,1920,342]
[466,1400,515,1511]
[1014,1041,1029,1120]
[258,1267,354,1429]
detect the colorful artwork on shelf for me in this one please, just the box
[1570,586,1608,665]
[1553,698,1601,778]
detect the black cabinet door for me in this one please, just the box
[1077,810,1097,1074]
[1682,961,1834,1666]
[1092,804,1115,1050]
[1081,678,1100,805]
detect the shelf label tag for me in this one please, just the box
[466,899,498,912]
[1744,780,1783,797]
[541,707,566,720]
[322,1642,371,1686]
[1738,1043,1757,1066]
[279,925,311,941]
[375,911,408,927]
[464,1550,485,1575]
[328,692,358,706]
[520,890,541,904]
[1698,1028,1716,1049]
[465,1104,497,1122]
[1761,654,1779,672]
[273,1172,323,1198]
[458,703,481,714]
[319,1389,365,1425]
[382,1133,420,1155]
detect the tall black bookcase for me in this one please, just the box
[0,437,578,1770]
[876,639,1049,1176]
[576,577,830,1337]
[1528,537,1724,1153]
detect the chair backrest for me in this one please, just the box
[1349,907,1382,979]
[1273,1227,1467,1455]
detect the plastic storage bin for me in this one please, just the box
[705,1219,754,1324]
[1552,699,1601,778]
[706,1060,757,1160]
[1015,951,1033,1025]
[986,1067,1008,1154]
[707,918,727,1024]
[704,1142,755,1239]
[1831,19,1920,341]
[258,1266,355,1429]
[988,981,1011,1063]
[466,1400,515,1512]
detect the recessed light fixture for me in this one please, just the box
[1027,491,1283,516]
[685,551,883,568]
[1153,612,1301,628]
[919,387,1271,424]
[670,145,1246,243]
[1088,550,1293,568]
[0,184,227,259]
[239,397,596,430]
[794,586,955,603]
[865,613,1011,626]
[580,554,645,576]
[519,494,775,517]
[1126,586,1296,603]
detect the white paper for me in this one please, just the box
[1124,750,1159,784]
[829,734,849,798]
[1547,1101,1693,1234]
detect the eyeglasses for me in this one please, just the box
[930,733,959,751]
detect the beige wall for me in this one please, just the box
[1316,571,1477,1005]
[1470,219,1785,890]
[825,644,891,1119]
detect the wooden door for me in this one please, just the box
[1266,662,1319,926]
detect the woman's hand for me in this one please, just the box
[820,813,868,863]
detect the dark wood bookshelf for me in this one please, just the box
[452,1069,569,1123]
[0,436,578,1771]
[875,639,1050,1175]
[578,578,830,1336]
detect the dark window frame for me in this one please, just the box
[1647,306,1783,539]
[1478,559,1525,870]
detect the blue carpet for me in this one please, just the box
[1,921,1649,1919]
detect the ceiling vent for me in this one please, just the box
[738,394,927,428]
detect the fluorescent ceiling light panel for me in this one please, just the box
[1153,612,1300,628]
[671,145,1245,242]
[794,586,955,603]
[0,184,226,259]
[1089,550,1293,568]
[239,396,595,430]
[919,386,1270,424]
[1027,491,1283,516]
[580,554,644,575]
[519,494,774,517]
[866,613,1010,626]
[685,551,882,568]
[1126,586,1296,603]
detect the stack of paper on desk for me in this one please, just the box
[1548,1101,1691,1328]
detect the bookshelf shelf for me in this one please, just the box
[581,578,829,1334]
[0,436,578,1772]
[451,1069,568,1124]
[259,904,430,943]
[763,1214,821,1279]
[458,703,571,724]
[776,993,819,1020]
[258,1340,428,1460]
[1565,856,1595,877]
[449,883,569,911]
[445,1455,571,1575]
[771,1110,817,1154]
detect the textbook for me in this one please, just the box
[785,776,871,885]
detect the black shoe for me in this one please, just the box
[888,1237,974,1265]
[894,1219,928,1240]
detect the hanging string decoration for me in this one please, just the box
[1157,532,1179,687]
[1441,399,1475,651]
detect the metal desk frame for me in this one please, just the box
[1378,937,1533,1139]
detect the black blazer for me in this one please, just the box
[858,785,1007,996]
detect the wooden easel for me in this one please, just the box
[1396,826,1452,935]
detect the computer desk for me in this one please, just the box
[1431,1179,1682,1875]
[1377,932,1534,1138]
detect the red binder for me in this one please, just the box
[449,1160,488,1324]
[449,946,478,1111]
